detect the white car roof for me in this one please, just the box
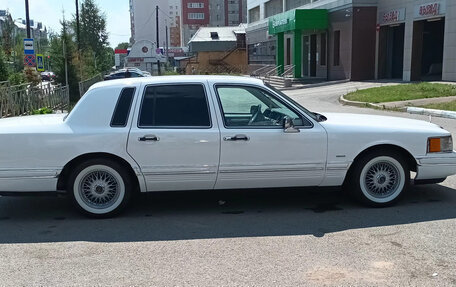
[89,75,263,92]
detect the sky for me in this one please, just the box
[0,0,131,48]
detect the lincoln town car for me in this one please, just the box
[0,76,455,217]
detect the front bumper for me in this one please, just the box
[415,151,456,180]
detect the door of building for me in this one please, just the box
[310,34,317,77]
[302,36,309,77]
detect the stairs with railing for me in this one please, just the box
[251,65,295,88]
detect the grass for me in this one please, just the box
[344,83,456,103]
[419,100,456,111]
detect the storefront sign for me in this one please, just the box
[268,9,328,34]
[414,1,446,18]
[381,8,405,24]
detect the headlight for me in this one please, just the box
[427,136,453,153]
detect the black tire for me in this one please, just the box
[347,150,410,207]
[68,158,132,218]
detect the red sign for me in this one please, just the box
[383,10,399,23]
[419,3,440,17]
[115,49,128,54]
[24,55,36,67]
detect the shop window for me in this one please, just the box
[320,33,327,66]
[334,30,340,66]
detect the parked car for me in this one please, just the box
[0,76,455,217]
[40,71,55,81]
[103,69,146,81]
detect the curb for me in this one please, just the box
[407,107,456,119]
[338,94,406,110]
[279,79,350,91]
[339,95,456,119]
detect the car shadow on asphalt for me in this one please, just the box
[0,184,455,243]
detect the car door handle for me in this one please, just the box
[138,135,160,142]
[224,134,250,141]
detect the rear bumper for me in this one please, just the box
[415,151,456,180]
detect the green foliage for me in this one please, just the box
[163,70,180,76]
[8,72,25,85]
[23,68,41,86]
[344,83,456,103]
[49,19,79,102]
[0,49,8,81]
[31,107,54,115]
[115,42,129,50]
[420,100,456,111]
[77,0,113,73]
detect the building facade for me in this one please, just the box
[130,0,182,48]
[209,0,247,27]
[182,0,210,46]
[247,0,456,82]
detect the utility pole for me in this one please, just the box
[75,0,80,51]
[25,0,31,38]
[156,5,161,75]
[165,24,169,64]
[63,40,68,87]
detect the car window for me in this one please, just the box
[139,84,211,128]
[216,85,309,128]
[111,87,135,127]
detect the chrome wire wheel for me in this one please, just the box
[359,156,406,204]
[80,170,120,209]
[73,164,126,215]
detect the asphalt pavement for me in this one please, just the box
[0,81,455,286]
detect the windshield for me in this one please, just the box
[264,83,319,121]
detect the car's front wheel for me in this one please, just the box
[68,159,132,217]
[349,151,410,207]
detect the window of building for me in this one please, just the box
[188,13,205,20]
[320,33,326,66]
[111,88,135,127]
[187,3,204,8]
[265,0,283,18]
[139,85,210,128]
[248,6,260,23]
[286,0,311,11]
[334,30,340,66]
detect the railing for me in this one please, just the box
[78,73,103,98]
[0,81,70,118]
[280,65,295,78]
[250,65,275,78]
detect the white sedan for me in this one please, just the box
[0,76,455,217]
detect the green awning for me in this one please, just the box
[268,9,328,34]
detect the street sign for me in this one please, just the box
[36,54,44,71]
[24,55,36,67]
[23,38,35,55]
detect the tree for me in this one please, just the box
[0,12,15,57]
[49,17,79,102]
[77,0,112,73]
[115,42,129,50]
[0,49,8,82]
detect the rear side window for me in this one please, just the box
[111,87,135,127]
[139,84,210,128]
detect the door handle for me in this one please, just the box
[223,134,250,141]
[138,135,159,142]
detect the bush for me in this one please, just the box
[23,68,41,86]
[8,72,25,85]
[31,107,54,115]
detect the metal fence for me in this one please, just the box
[0,81,70,118]
[79,73,103,98]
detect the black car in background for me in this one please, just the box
[104,69,147,81]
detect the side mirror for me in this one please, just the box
[283,116,300,133]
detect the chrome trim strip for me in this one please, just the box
[219,167,324,174]
[0,175,57,180]
[143,171,217,176]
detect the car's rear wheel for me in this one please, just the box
[68,159,132,218]
[349,151,409,207]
